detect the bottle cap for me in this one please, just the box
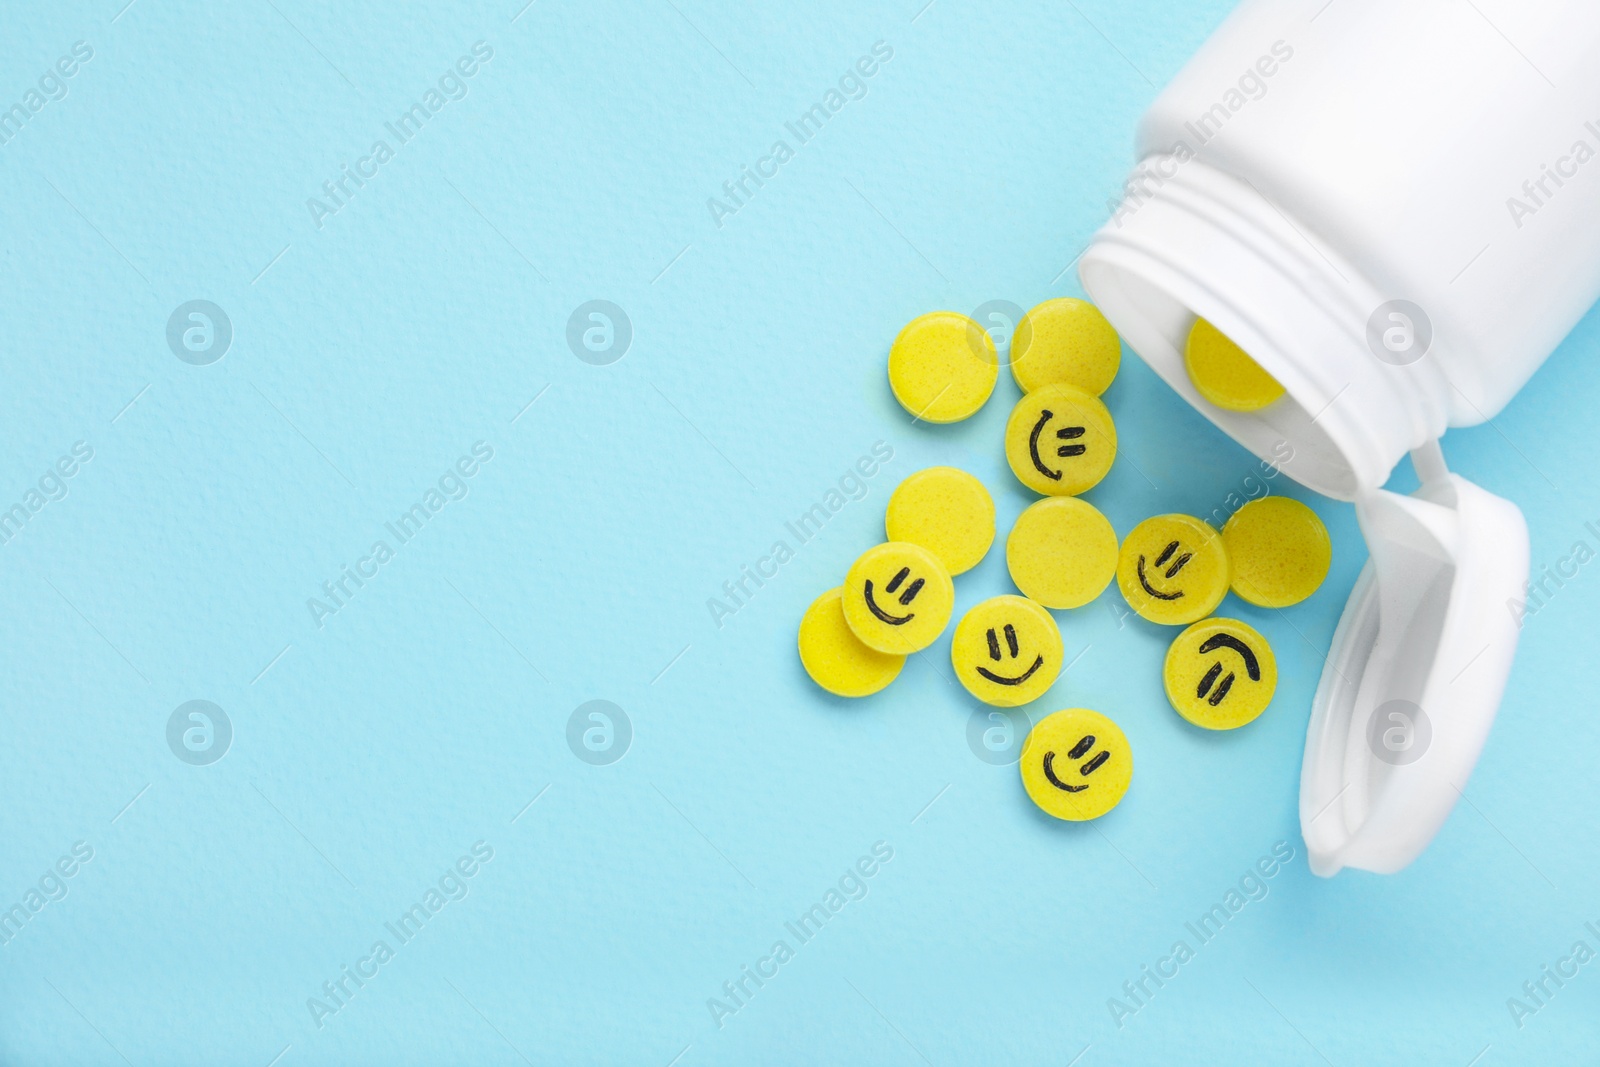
[1298,446,1528,876]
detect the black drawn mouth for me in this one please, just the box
[976,655,1044,686]
[1136,540,1191,600]
[1042,734,1110,793]
[1028,409,1086,481]
[864,566,923,625]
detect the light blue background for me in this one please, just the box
[2,1,1598,1064]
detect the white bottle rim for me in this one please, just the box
[1081,157,1531,877]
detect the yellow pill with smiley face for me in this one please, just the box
[799,588,906,697]
[1116,514,1230,625]
[1010,297,1121,396]
[1020,708,1132,821]
[1222,496,1332,608]
[1004,384,1116,496]
[841,542,955,654]
[1006,497,1119,609]
[950,595,1063,707]
[888,311,998,423]
[1163,617,1277,730]
[885,467,995,576]
[1184,317,1285,412]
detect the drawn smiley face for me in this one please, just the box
[1020,708,1132,821]
[840,542,954,655]
[1163,617,1278,729]
[950,595,1063,707]
[1004,384,1117,496]
[1115,514,1230,626]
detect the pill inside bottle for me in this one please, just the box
[1184,317,1285,413]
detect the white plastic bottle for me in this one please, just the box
[1079,0,1600,875]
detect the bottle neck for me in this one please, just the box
[1081,156,1452,501]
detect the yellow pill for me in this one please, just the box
[1184,317,1285,412]
[1006,498,1118,609]
[1003,384,1116,496]
[885,467,995,576]
[1020,708,1132,821]
[1163,617,1277,729]
[1116,514,1230,625]
[888,311,998,423]
[1222,497,1332,608]
[1010,297,1121,396]
[841,542,955,654]
[950,595,1063,707]
[799,588,906,697]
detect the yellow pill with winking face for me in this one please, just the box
[1003,384,1117,496]
[1163,617,1277,729]
[888,312,998,423]
[841,542,955,654]
[1116,514,1230,625]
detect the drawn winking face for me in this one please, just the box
[841,542,954,656]
[1162,618,1278,730]
[1194,632,1260,707]
[1004,384,1116,496]
[1020,708,1133,821]
[1115,514,1231,626]
[1027,408,1087,483]
[1137,538,1194,601]
[950,595,1062,707]
[1042,732,1111,793]
[863,564,924,624]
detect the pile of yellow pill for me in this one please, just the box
[800,298,1334,824]
[799,466,993,697]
